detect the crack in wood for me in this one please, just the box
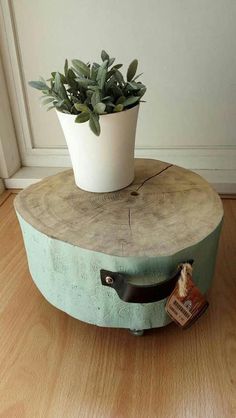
[136,164,173,192]
[128,208,132,231]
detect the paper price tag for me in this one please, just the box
[165,263,209,329]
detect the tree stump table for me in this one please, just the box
[14,159,223,333]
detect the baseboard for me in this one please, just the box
[192,169,236,194]
[4,167,66,189]
[4,165,236,194]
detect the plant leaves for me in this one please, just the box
[29,52,146,136]
[114,70,124,85]
[114,104,124,112]
[74,103,90,112]
[51,72,66,84]
[136,86,147,97]
[133,72,143,81]
[67,69,78,91]
[91,89,101,108]
[127,59,138,82]
[71,96,79,103]
[46,105,55,111]
[54,72,69,101]
[64,59,68,77]
[102,95,112,101]
[90,63,98,81]
[116,95,126,105]
[101,50,109,61]
[75,112,90,123]
[41,97,55,106]
[89,112,101,136]
[111,84,123,98]
[123,95,140,107]
[112,64,123,70]
[97,60,108,89]
[86,90,93,98]
[108,57,115,67]
[55,99,66,107]
[76,78,96,88]
[127,81,142,91]
[28,80,48,90]
[105,102,115,108]
[106,64,123,80]
[94,102,106,114]
[72,59,90,77]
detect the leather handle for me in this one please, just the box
[100,260,194,304]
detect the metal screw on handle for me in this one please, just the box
[105,276,114,285]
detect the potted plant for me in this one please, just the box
[29,50,146,192]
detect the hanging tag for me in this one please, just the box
[165,263,209,329]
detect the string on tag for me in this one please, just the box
[178,263,193,298]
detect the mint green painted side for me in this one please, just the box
[17,212,222,330]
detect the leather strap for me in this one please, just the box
[100,260,194,304]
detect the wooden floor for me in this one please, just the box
[0,191,235,418]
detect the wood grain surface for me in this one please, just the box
[14,159,223,257]
[0,190,235,418]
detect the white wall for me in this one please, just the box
[0,0,235,187]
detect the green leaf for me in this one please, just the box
[51,72,66,83]
[116,95,126,105]
[133,72,143,81]
[114,104,124,112]
[123,96,140,106]
[58,109,70,114]
[71,96,79,104]
[111,84,123,98]
[106,64,123,80]
[46,105,55,111]
[76,78,96,88]
[102,95,112,101]
[86,90,93,98]
[114,70,124,85]
[72,59,90,77]
[55,99,66,107]
[112,64,123,70]
[108,57,115,67]
[54,72,69,101]
[127,59,138,82]
[89,112,101,136]
[105,102,115,108]
[94,102,106,114]
[28,80,48,91]
[41,97,55,106]
[64,59,68,77]
[91,89,101,108]
[127,81,142,91]
[67,69,78,91]
[137,86,147,97]
[75,112,90,123]
[74,103,89,112]
[101,50,109,61]
[90,63,98,81]
[105,103,115,113]
[97,60,108,89]
[39,94,55,100]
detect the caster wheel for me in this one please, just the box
[129,329,144,336]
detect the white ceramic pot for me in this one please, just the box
[56,105,139,192]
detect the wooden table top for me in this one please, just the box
[14,159,223,257]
